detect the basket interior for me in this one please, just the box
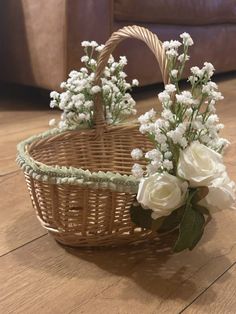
[28,126,153,175]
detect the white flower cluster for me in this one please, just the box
[129,31,234,252]
[131,32,228,179]
[49,41,139,129]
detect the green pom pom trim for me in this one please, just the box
[17,127,139,193]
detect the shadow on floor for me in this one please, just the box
[5,208,233,307]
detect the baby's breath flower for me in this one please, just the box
[210,91,224,101]
[145,149,162,161]
[190,66,203,77]
[163,40,181,50]
[138,109,156,125]
[81,41,90,47]
[179,137,188,148]
[60,82,67,89]
[165,84,176,94]
[131,163,144,178]
[166,49,178,57]
[208,100,216,113]
[146,163,160,175]
[50,100,57,108]
[162,41,170,50]
[81,56,89,63]
[203,62,215,77]
[119,72,127,78]
[169,40,182,49]
[90,40,98,47]
[131,148,143,160]
[132,79,139,86]
[49,118,56,127]
[58,121,66,129]
[119,56,128,66]
[89,59,97,66]
[162,109,174,122]
[163,160,173,171]
[180,32,193,46]
[171,69,178,78]
[95,44,105,52]
[185,108,193,117]
[176,92,193,106]
[178,54,190,62]
[50,91,59,99]
[164,151,172,159]
[188,75,196,84]
[161,143,169,152]
[91,85,101,94]
[108,55,114,64]
[158,91,170,103]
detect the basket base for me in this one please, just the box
[49,230,157,248]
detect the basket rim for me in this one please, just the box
[16,123,141,193]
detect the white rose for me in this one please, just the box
[137,173,188,219]
[177,142,225,187]
[199,172,236,213]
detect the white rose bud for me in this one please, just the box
[199,173,236,213]
[137,173,188,219]
[177,142,225,187]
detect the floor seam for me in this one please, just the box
[0,169,20,178]
[179,260,236,313]
[0,233,47,258]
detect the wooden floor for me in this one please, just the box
[1,76,236,314]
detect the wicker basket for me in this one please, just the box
[17,25,169,247]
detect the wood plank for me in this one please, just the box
[60,211,236,314]
[0,171,46,256]
[0,112,60,173]
[183,263,236,314]
[1,209,236,313]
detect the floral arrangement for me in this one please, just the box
[49,41,139,129]
[130,32,236,252]
[47,33,235,252]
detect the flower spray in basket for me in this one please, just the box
[49,41,139,129]
[130,32,236,252]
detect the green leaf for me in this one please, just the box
[130,204,153,229]
[158,206,184,234]
[130,204,165,232]
[173,203,205,252]
[195,205,212,226]
[147,133,156,144]
[194,205,210,216]
[192,186,209,204]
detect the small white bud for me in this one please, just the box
[49,118,56,127]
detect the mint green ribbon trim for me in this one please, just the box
[17,127,139,193]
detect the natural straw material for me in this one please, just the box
[17,25,168,246]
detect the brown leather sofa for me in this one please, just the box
[1,0,236,91]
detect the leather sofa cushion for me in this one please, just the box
[114,0,236,25]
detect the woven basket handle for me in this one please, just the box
[93,25,169,136]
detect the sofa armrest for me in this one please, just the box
[0,0,114,91]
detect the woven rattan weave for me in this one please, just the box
[17,25,169,246]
